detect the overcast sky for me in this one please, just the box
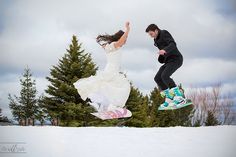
[0,0,236,118]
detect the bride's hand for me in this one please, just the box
[125,22,130,31]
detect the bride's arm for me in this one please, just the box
[114,22,130,48]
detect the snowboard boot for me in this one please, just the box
[158,89,175,110]
[170,87,187,108]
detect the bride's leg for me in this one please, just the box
[88,92,110,112]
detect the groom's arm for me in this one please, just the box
[162,30,177,54]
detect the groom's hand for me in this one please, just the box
[159,50,166,55]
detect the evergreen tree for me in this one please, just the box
[0,108,10,123]
[0,108,2,120]
[148,87,163,126]
[205,110,220,126]
[43,35,99,126]
[124,85,149,127]
[193,119,201,127]
[35,94,49,125]
[8,67,38,125]
[8,95,24,123]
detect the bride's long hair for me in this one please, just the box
[96,30,124,46]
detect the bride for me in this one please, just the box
[73,22,131,112]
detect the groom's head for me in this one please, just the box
[145,24,160,38]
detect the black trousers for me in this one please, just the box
[154,56,183,91]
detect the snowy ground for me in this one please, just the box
[0,126,235,157]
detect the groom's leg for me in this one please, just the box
[161,60,183,89]
[154,65,168,90]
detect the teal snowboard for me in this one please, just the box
[158,99,193,111]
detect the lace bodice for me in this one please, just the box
[103,42,122,72]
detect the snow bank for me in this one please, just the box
[0,126,235,157]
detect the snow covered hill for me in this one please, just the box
[0,126,235,157]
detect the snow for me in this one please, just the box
[0,126,236,157]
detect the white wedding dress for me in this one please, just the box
[73,42,131,112]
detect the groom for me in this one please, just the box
[145,24,186,110]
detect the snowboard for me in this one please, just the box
[158,99,193,110]
[91,108,132,120]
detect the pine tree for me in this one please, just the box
[148,87,163,127]
[0,108,10,123]
[124,85,149,127]
[193,119,201,127]
[205,110,220,126]
[0,108,2,120]
[35,94,49,125]
[8,66,38,125]
[43,35,99,126]
[8,95,24,123]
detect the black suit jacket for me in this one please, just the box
[154,29,182,63]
